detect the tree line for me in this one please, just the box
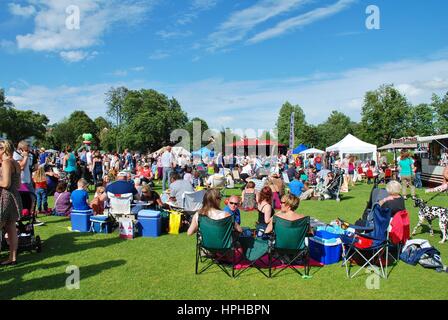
[1,85,447,152]
[276,84,448,149]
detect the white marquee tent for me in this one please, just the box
[299,148,325,156]
[152,146,191,158]
[326,134,377,159]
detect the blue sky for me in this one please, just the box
[1,0,447,133]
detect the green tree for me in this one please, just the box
[51,111,97,149]
[302,124,321,149]
[408,103,435,136]
[275,102,307,147]
[432,92,448,134]
[183,117,209,151]
[316,111,355,148]
[360,85,412,147]
[105,86,128,152]
[94,116,112,132]
[6,109,49,144]
[119,89,189,152]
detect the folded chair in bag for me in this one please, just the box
[195,215,241,278]
[341,204,393,279]
[268,216,311,279]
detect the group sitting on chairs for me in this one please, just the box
[189,187,313,278]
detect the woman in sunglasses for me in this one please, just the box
[188,189,242,236]
[264,194,306,234]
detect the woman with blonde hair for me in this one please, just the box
[187,188,242,235]
[265,194,306,234]
[0,140,22,266]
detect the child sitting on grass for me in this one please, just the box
[53,182,72,216]
[70,178,91,211]
[90,186,106,215]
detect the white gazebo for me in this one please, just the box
[299,148,325,156]
[326,134,377,160]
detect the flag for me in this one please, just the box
[289,112,295,149]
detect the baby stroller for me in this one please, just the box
[316,169,344,202]
[1,191,43,254]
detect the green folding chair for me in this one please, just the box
[268,216,311,279]
[195,215,239,278]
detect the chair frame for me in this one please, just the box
[266,217,312,279]
[195,216,241,278]
[341,220,399,279]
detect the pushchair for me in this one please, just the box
[1,191,42,254]
[315,168,344,202]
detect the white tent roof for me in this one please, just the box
[326,134,377,155]
[299,148,325,155]
[152,146,191,157]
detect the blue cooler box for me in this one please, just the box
[309,229,342,265]
[71,210,93,232]
[138,210,161,237]
[90,215,112,234]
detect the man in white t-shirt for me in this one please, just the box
[161,146,174,192]
[13,140,34,193]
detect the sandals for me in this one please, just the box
[0,260,17,266]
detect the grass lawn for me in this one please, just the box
[1,181,447,300]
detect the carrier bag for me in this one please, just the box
[119,218,137,239]
[168,211,182,235]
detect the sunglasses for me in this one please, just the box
[229,202,239,205]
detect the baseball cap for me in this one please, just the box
[118,171,128,177]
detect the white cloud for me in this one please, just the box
[206,0,308,52]
[131,66,145,72]
[192,0,219,11]
[15,0,155,62]
[108,67,145,77]
[7,57,448,130]
[156,30,193,39]
[8,3,36,17]
[176,0,219,25]
[149,50,170,60]
[248,0,356,44]
[60,50,89,62]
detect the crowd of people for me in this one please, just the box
[2,138,448,267]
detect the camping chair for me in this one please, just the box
[232,169,241,183]
[195,215,241,278]
[341,204,394,279]
[180,190,206,226]
[107,192,133,221]
[268,216,311,279]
